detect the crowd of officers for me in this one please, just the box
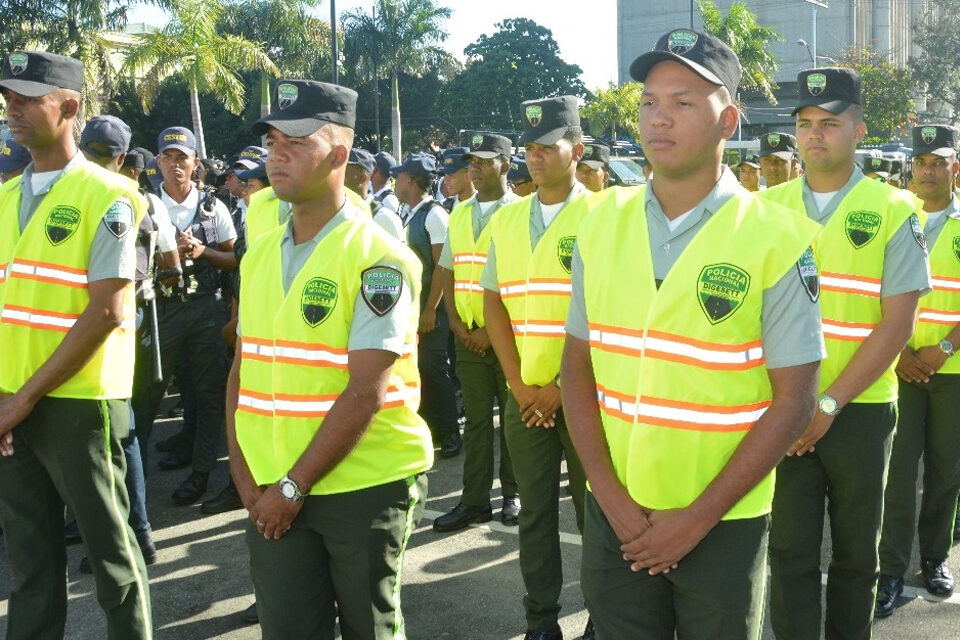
[0,24,959,640]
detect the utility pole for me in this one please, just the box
[373,2,381,151]
[803,0,828,67]
[331,0,339,84]
[690,0,695,28]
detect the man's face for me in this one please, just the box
[444,167,472,196]
[512,178,536,197]
[264,127,340,204]
[795,105,865,174]
[393,171,419,205]
[224,171,244,197]
[524,138,581,190]
[468,156,504,194]
[639,61,737,180]
[158,148,199,189]
[738,163,760,191]
[242,177,269,204]
[576,163,608,192]
[912,152,959,204]
[344,163,369,196]
[1,88,72,149]
[760,154,798,187]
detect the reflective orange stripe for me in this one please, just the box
[587,324,765,370]
[820,271,881,298]
[511,319,567,337]
[238,384,418,417]
[9,259,88,288]
[918,308,960,325]
[822,318,875,342]
[499,278,572,298]
[0,262,7,284]
[596,384,769,432]
[931,275,960,292]
[0,303,80,332]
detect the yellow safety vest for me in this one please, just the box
[0,163,143,398]
[488,191,588,386]
[911,214,960,374]
[762,177,922,402]
[245,187,371,249]
[448,198,497,328]
[235,208,433,494]
[580,186,820,519]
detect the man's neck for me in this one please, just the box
[537,173,576,206]
[457,187,476,202]
[922,191,954,213]
[29,138,77,173]
[291,184,346,245]
[163,181,193,204]
[477,182,507,203]
[405,192,430,210]
[372,176,387,192]
[805,163,854,193]
[650,162,723,219]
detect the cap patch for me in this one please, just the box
[1,146,9,157]
[361,266,403,316]
[870,158,882,169]
[471,134,483,149]
[768,133,780,147]
[241,150,261,159]
[8,53,28,76]
[921,126,938,145]
[525,105,543,128]
[278,83,299,110]
[667,30,698,55]
[806,73,827,97]
[164,133,187,142]
[584,145,593,157]
[300,277,338,327]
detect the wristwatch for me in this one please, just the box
[939,339,955,357]
[818,394,841,417]
[278,474,304,502]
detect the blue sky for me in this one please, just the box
[128,0,619,89]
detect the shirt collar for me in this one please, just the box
[280,199,353,247]
[161,184,199,211]
[20,152,86,196]
[410,195,433,215]
[801,166,864,222]
[646,165,744,223]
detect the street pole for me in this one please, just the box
[373,2,381,151]
[690,0,695,28]
[811,4,817,69]
[331,0,339,84]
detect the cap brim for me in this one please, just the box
[252,115,324,138]
[0,157,28,173]
[915,147,956,158]
[738,161,760,169]
[629,51,725,88]
[441,165,468,175]
[578,160,607,170]
[347,160,375,174]
[234,158,258,170]
[518,126,568,146]
[236,168,266,180]
[462,150,502,160]
[0,78,58,98]
[159,144,196,156]
[791,98,856,116]
[759,150,795,161]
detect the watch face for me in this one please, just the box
[820,396,838,415]
[280,481,296,500]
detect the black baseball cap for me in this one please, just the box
[235,145,268,170]
[759,132,797,160]
[508,157,531,182]
[80,115,132,158]
[0,51,83,97]
[629,29,741,97]
[579,143,610,170]
[0,137,31,174]
[863,156,891,177]
[518,96,581,146]
[463,133,513,160]
[348,148,376,174]
[913,125,957,158]
[122,150,145,171]
[738,154,760,169]
[390,152,437,178]
[157,127,197,155]
[441,147,470,175]
[253,79,357,137]
[374,150,398,175]
[793,67,860,116]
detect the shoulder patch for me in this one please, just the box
[796,246,819,302]
[102,198,134,239]
[361,266,403,316]
[909,213,926,250]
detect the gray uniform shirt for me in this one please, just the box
[566,168,826,369]
[238,204,413,356]
[481,182,586,290]
[800,167,931,298]
[438,190,518,270]
[921,195,960,249]
[18,153,135,282]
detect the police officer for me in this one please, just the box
[434,133,521,532]
[441,146,475,212]
[875,124,960,616]
[0,50,151,639]
[762,67,931,640]
[737,154,761,191]
[346,147,405,241]
[372,150,401,214]
[393,153,463,457]
[229,145,268,226]
[509,156,536,197]
[0,136,30,182]
[758,132,800,188]
[226,78,432,640]
[576,142,610,192]
[563,30,822,640]
[481,95,589,640]
[133,125,237,505]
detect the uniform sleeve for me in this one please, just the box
[214,201,238,243]
[348,259,415,356]
[438,235,454,270]
[425,206,449,246]
[382,193,401,214]
[880,216,932,298]
[565,243,590,340]
[372,210,405,243]
[149,195,178,253]
[480,240,499,291]
[761,256,826,369]
[88,197,137,282]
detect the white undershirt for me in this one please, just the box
[665,208,695,232]
[477,200,497,215]
[30,170,59,194]
[811,190,839,213]
[926,206,949,227]
[540,201,565,227]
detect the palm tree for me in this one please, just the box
[342,0,453,159]
[698,1,783,104]
[122,0,280,158]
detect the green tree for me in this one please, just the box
[341,0,454,159]
[911,0,960,125]
[698,1,783,104]
[437,18,586,133]
[837,47,917,142]
[581,82,643,141]
[122,0,279,158]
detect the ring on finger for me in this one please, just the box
[256,520,265,528]
[534,409,544,418]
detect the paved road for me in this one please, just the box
[1,404,958,639]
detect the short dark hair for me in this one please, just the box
[411,173,433,193]
[561,127,583,145]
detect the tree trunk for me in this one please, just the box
[190,87,207,160]
[391,71,402,160]
[260,73,271,145]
